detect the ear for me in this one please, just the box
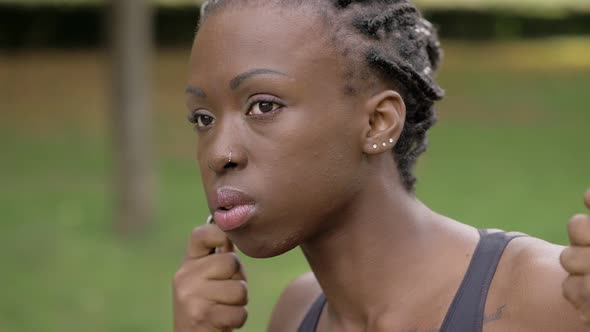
[361,90,405,155]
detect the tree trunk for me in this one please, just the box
[109,0,155,236]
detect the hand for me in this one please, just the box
[561,189,590,325]
[173,224,248,332]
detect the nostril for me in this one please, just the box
[224,161,238,169]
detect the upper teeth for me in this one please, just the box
[224,206,234,210]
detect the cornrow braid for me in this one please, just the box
[355,4,418,36]
[198,0,445,193]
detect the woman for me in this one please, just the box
[173,0,590,331]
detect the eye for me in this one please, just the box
[188,111,216,130]
[247,100,283,116]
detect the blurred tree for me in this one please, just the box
[109,0,155,236]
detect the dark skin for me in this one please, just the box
[173,5,590,332]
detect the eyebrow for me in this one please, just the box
[229,68,289,90]
[185,86,207,98]
[185,68,289,97]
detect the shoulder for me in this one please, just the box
[485,234,587,331]
[268,272,323,332]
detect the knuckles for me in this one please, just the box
[187,301,209,326]
[560,247,573,270]
[191,224,213,242]
[223,306,248,328]
[233,307,248,328]
[233,280,249,305]
[583,277,590,303]
[563,276,590,309]
[560,247,584,270]
[190,224,224,245]
[563,276,582,306]
[568,214,590,244]
[568,214,590,234]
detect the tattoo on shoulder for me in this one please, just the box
[484,304,507,324]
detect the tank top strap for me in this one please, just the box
[297,293,326,332]
[297,229,524,332]
[439,229,525,332]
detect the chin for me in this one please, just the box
[232,233,301,259]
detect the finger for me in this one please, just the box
[231,265,247,282]
[230,253,248,281]
[584,188,590,210]
[563,275,590,318]
[206,280,248,306]
[568,214,590,246]
[217,243,245,280]
[210,304,248,329]
[185,224,231,260]
[177,252,242,281]
[561,246,590,275]
[218,238,234,254]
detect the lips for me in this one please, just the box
[212,188,256,231]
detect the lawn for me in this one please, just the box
[1,38,589,331]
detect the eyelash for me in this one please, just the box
[188,95,285,131]
[188,111,215,131]
[246,96,285,117]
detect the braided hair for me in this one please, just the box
[198,0,445,193]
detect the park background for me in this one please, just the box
[1,0,589,331]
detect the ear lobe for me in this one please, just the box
[362,90,405,155]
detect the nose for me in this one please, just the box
[206,119,248,174]
[207,147,247,174]
[203,113,249,175]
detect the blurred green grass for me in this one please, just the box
[1,39,589,331]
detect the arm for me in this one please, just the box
[500,237,588,331]
[502,188,590,331]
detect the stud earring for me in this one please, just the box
[372,144,378,149]
[389,138,395,144]
[382,142,387,147]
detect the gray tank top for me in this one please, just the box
[297,229,522,332]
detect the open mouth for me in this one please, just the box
[213,204,256,231]
[212,188,257,231]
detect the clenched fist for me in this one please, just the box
[173,224,248,332]
[561,189,590,324]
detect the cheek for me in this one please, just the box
[256,110,363,216]
[196,144,210,180]
[236,137,361,258]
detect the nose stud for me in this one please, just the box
[228,151,233,164]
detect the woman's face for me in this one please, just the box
[186,6,370,257]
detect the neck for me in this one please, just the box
[300,169,452,328]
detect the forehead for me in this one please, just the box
[189,6,342,84]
